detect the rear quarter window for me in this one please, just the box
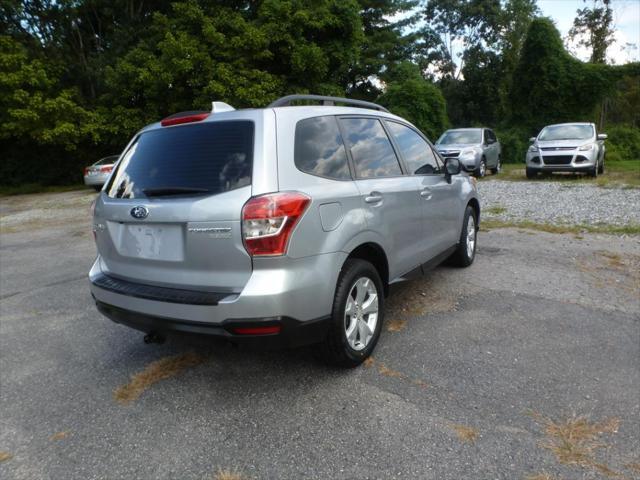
[294,116,351,180]
[106,121,254,199]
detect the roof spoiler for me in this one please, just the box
[267,94,389,113]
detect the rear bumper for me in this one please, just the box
[84,174,109,186]
[95,300,331,348]
[89,251,346,344]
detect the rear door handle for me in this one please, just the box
[364,192,383,204]
[420,188,432,199]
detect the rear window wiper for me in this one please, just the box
[142,187,212,197]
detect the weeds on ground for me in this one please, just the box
[213,469,246,480]
[451,424,479,444]
[531,412,624,477]
[50,431,70,441]
[114,352,206,405]
[0,451,12,462]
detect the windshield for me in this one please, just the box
[105,121,254,199]
[437,130,481,145]
[538,125,594,141]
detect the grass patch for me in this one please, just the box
[0,183,88,196]
[481,218,640,236]
[485,205,507,215]
[482,160,640,187]
[114,352,205,405]
[451,424,479,443]
[0,451,12,462]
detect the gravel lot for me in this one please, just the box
[1,189,639,480]
[478,179,640,226]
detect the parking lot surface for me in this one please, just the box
[1,190,639,480]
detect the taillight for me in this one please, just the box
[83,167,89,175]
[100,165,113,173]
[242,192,311,256]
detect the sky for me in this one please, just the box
[537,0,640,64]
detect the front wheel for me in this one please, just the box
[526,167,537,179]
[317,259,384,368]
[490,157,501,175]
[448,206,477,268]
[475,159,487,178]
[598,157,604,174]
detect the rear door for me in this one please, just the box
[94,115,266,292]
[338,116,424,279]
[385,121,460,258]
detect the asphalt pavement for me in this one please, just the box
[1,190,638,480]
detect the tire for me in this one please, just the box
[475,158,487,178]
[316,259,384,368]
[490,156,501,175]
[598,157,604,174]
[93,185,102,192]
[526,167,537,179]
[448,206,478,268]
[588,164,598,177]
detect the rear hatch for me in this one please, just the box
[94,118,256,292]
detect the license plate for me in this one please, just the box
[118,224,184,261]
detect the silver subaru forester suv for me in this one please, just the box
[89,95,480,367]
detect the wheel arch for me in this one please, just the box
[344,242,390,297]
[467,197,480,226]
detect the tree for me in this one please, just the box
[568,0,614,64]
[347,0,420,100]
[377,62,448,139]
[510,18,636,132]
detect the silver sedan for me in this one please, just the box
[83,155,119,190]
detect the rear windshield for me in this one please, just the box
[436,130,481,145]
[106,121,254,199]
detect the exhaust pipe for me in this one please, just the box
[143,332,166,344]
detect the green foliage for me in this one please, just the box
[605,125,640,162]
[510,18,628,131]
[377,63,448,139]
[1,0,639,188]
[494,127,530,163]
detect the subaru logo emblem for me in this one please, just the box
[130,206,149,219]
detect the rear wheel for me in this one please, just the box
[490,156,501,175]
[93,185,102,192]
[526,168,537,179]
[317,259,384,368]
[448,206,477,268]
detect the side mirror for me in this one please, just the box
[444,158,461,181]
[529,137,536,143]
[597,133,607,140]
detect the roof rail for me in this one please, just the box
[267,94,389,113]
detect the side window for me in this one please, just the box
[294,116,351,180]
[339,118,403,179]
[490,130,497,143]
[386,121,441,175]
[485,130,496,144]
